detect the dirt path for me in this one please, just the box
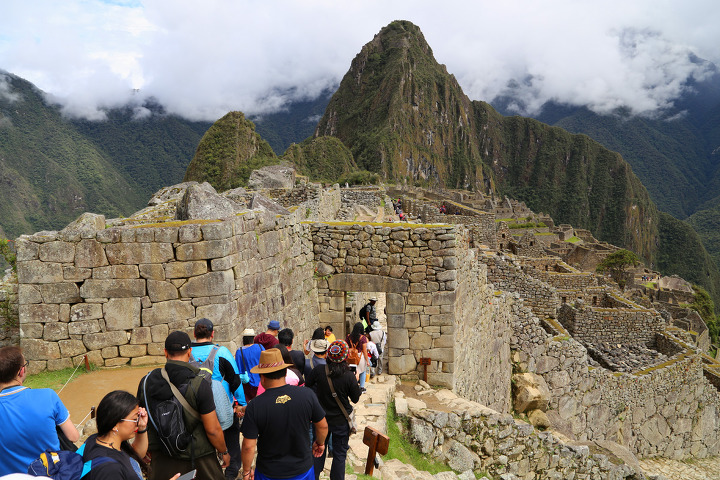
[58,365,156,426]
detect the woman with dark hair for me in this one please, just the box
[305,341,361,480]
[81,390,180,480]
[345,322,370,391]
[302,327,326,355]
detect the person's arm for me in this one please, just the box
[219,355,246,406]
[58,417,80,443]
[347,372,361,404]
[200,411,230,467]
[362,341,370,363]
[131,406,149,457]
[241,437,257,480]
[312,418,328,458]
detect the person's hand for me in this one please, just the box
[168,475,180,480]
[137,407,148,431]
[312,441,325,458]
[220,452,230,468]
[241,470,254,480]
[234,405,246,418]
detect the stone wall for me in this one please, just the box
[311,222,461,387]
[15,210,320,372]
[453,248,512,414]
[557,303,665,346]
[482,253,559,319]
[0,274,19,347]
[404,389,644,479]
[511,296,720,459]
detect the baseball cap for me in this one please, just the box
[165,331,191,352]
[194,317,214,331]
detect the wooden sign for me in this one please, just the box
[362,426,390,475]
[419,357,431,382]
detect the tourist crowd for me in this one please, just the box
[0,301,387,480]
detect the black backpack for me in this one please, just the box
[359,304,369,321]
[142,368,201,460]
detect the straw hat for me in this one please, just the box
[250,348,293,374]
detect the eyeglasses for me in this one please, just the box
[120,418,139,424]
[21,360,29,370]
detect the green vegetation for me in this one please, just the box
[24,365,95,390]
[338,170,381,186]
[281,136,357,182]
[566,236,581,243]
[508,221,546,229]
[596,249,640,290]
[688,286,719,345]
[0,238,16,272]
[385,401,453,474]
[184,111,279,191]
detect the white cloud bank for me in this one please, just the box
[0,0,718,121]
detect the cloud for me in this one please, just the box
[0,0,718,121]
[0,73,21,104]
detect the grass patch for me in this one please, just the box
[24,365,94,390]
[384,402,453,475]
[566,236,581,243]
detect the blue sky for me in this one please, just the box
[1,0,718,121]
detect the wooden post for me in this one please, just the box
[83,354,90,372]
[362,426,389,476]
[419,357,431,383]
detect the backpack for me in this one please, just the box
[189,346,234,430]
[358,304,369,321]
[143,368,199,459]
[27,445,116,480]
[347,339,362,365]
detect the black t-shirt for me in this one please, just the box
[82,434,140,480]
[305,364,361,425]
[240,384,325,478]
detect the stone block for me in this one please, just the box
[63,266,92,282]
[70,303,103,322]
[423,348,454,363]
[18,285,42,304]
[195,302,237,324]
[165,261,208,279]
[178,270,234,297]
[75,239,109,268]
[15,239,39,261]
[19,304,58,323]
[179,224,203,243]
[21,338,61,360]
[436,270,456,282]
[150,324,169,343]
[80,279,146,298]
[47,358,73,371]
[389,354,417,375]
[131,356,166,366]
[120,344,147,357]
[83,331,129,350]
[130,327,151,344]
[104,298,142,330]
[327,273,409,294]
[407,293,432,306]
[513,373,551,413]
[211,253,240,271]
[147,280,179,302]
[201,221,233,240]
[154,227,179,243]
[102,346,118,358]
[106,243,174,265]
[59,339,86,357]
[409,332,432,350]
[20,323,43,338]
[175,238,236,261]
[433,334,454,348]
[386,293,405,314]
[148,343,165,356]
[40,283,81,304]
[432,291,456,305]
[17,261,64,284]
[388,327,410,349]
[39,241,75,263]
[142,300,195,327]
[427,372,454,388]
[43,322,69,341]
[139,264,166,280]
[68,320,101,335]
[105,357,130,367]
[92,265,140,279]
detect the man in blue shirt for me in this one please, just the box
[236,328,264,401]
[0,346,80,475]
[191,318,247,480]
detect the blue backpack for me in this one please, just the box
[27,444,116,480]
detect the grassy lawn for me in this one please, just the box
[566,236,581,243]
[24,365,94,390]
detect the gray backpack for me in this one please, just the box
[190,346,234,430]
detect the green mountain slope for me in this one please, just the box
[281,136,357,182]
[0,72,144,237]
[314,20,657,261]
[183,111,279,190]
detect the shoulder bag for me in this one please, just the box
[325,364,357,434]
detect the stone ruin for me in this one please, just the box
[3,178,720,479]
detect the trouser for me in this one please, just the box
[149,450,224,480]
[358,370,367,388]
[224,415,242,479]
[313,421,350,480]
